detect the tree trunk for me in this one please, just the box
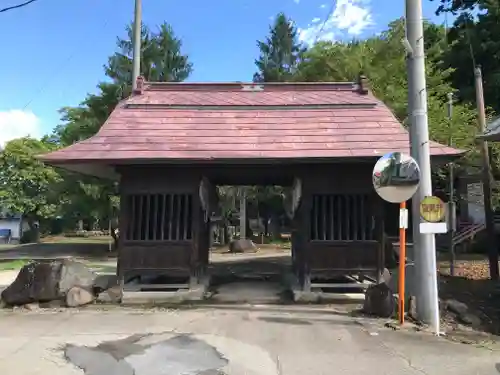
[239,189,247,239]
[27,217,40,243]
[222,223,229,245]
[110,223,119,251]
[270,216,281,241]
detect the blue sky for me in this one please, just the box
[0,0,446,145]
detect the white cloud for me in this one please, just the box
[298,0,373,46]
[0,110,42,147]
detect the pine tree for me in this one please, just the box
[253,13,305,82]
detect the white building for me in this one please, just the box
[0,211,25,243]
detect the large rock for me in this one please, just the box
[1,261,61,306]
[59,259,97,295]
[363,282,395,318]
[66,286,95,307]
[1,260,98,307]
[229,239,257,253]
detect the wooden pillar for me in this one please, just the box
[190,195,203,288]
[297,193,311,292]
[374,195,385,283]
[116,189,127,301]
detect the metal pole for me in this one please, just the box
[447,93,456,276]
[399,201,407,325]
[405,0,440,334]
[132,0,142,90]
[475,67,499,280]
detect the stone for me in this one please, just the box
[381,268,391,284]
[1,261,61,306]
[93,275,118,292]
[23,302,40,311]
[458,312,481,327]
[106,285,123,303]
[66,286,95,307]
[445,299,468,315]
[363,282,395,318]
[58,260,98,295]
[229,239,257,253]
[0,260,98,307]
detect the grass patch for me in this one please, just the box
[0,259,29,271]
[86,263,117,273]
[41,236,113,244]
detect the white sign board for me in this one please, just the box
[419,222,448,234]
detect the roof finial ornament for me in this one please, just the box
[133,76,145,95]
[357,72,369,95]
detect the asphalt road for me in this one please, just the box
[0,304,498,375]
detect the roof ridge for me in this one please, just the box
[123,103,378,110]
[144,81,357,92]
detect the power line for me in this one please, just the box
[0,0,39,14]
[21,15,111,110]
[459,0,477,68]
[314,0,336,44]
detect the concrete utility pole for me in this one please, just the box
[447,93,456,276]
[475,67,499,280]
[405,0,441,334]
[132,0,142,90]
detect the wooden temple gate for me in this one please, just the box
[39,78,460,296]
[114,163,385,291]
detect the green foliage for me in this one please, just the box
[441,1,500,115]
[253,12,306,82]
[43,21,193,231]
[0,137,62,222]
[105,22,193,84]
[430,0,479,14]
[295,19,481,186]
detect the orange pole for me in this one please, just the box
[399,201,406,325]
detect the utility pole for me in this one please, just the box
[405,0,441,334]
[447,93,456,276]
[475,67,499,280]
[132,0,142,90]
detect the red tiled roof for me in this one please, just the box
[42,82,461,163]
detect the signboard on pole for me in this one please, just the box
[419,196,447,234]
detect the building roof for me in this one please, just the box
[41,79,462,177]
[477,116,500,141]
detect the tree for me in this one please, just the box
[105,22,193,85]
[48,21,193,237]
[253,12,306,82]
[294,19,481,188]
[0,138,63,240]
[438,1,500,114]
[430,0,479,14]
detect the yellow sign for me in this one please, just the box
[420,196,445,223]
